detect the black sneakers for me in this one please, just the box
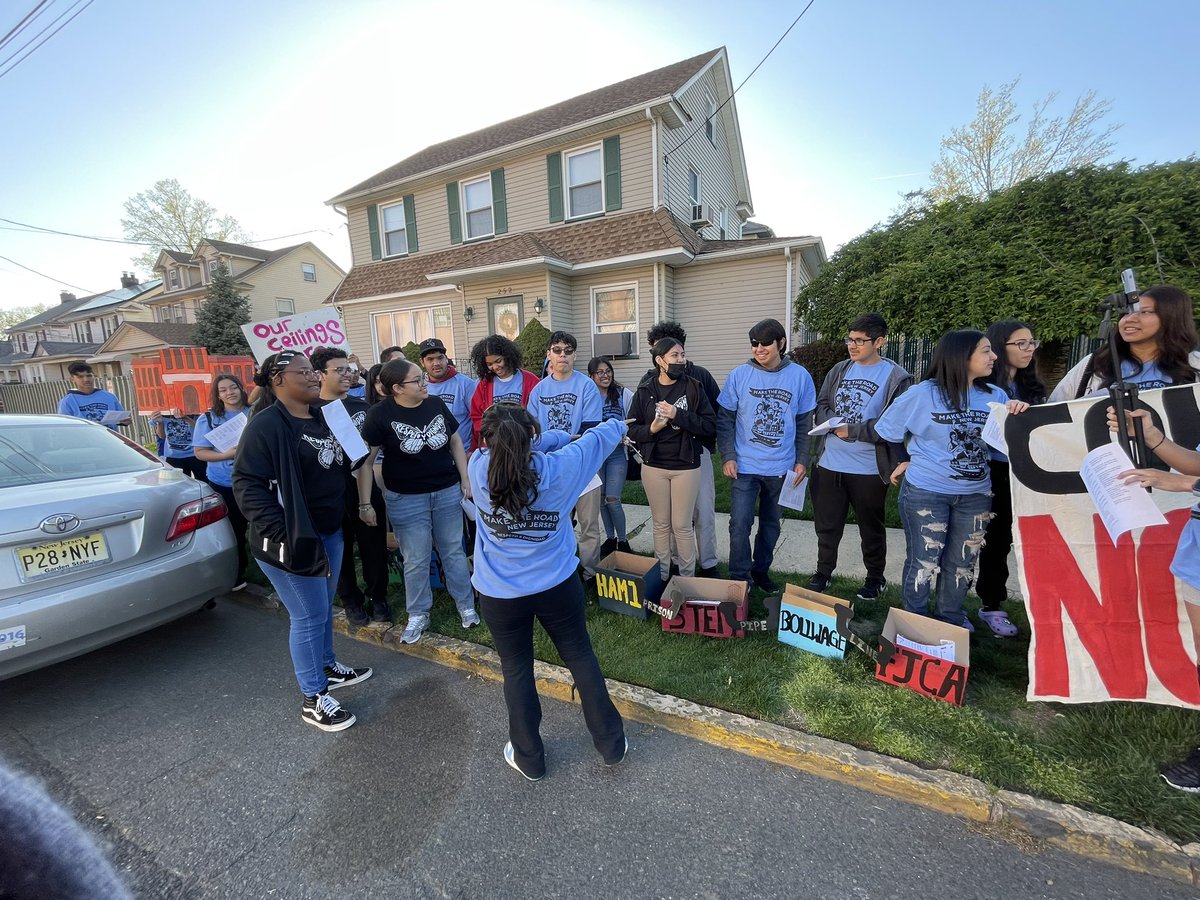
[615,540,633,553]
[856,578,887,601]
[751,571,780,592]
[302,691,355,732]
[324,661,373,691]
[342,603,370,627]
[806,573,832,593]
[1161,748,1200,792]
[600,537,618,557]
[697,566,720,578]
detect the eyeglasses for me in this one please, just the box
[749,339,776,348]
[400,374,429,386]
[549,346,576,356]
[285,368,320,380]
[325,366,353,375]
[1005,339,1041,351]
[844,337,876,347]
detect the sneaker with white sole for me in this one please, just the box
[324,661,373,691]
[856,578,886,601]
[605,736,629,767]
[504,741,543,781]
[400,614,429,644]
[1161,748,1200,792]
[302,691,356,732]
[460,608,481,628]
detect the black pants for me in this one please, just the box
[210,481,248,583]
[337,489,389,613]
[479,575,625,779]
[976,460,1012,611]
[167,455,208,481]
[811,465,888,581]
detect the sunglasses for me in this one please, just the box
[549,346,576,356]
[749,339,777,348]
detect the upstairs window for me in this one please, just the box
[565,144,603,218]
[462,176,494,240]
[705,93,717,145]
[168,269,179,290]
[208,259,221,280]
[688,168,701,205]
[276,298,295,316]
[301,262,317,281]
[381,202,409,257]
[719,208,729,240]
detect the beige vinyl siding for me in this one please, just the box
[571,264,654,386]
[338,289,461,363]
[661,264,676,323]
[671,254,788,385]
[103,327,169,353]
[347,180,451,267]
[243,251,344,322]
[547,271,573,336]
[459,272,548,364]
[660,67,739,240]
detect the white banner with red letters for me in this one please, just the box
[241,308,350,362]
[1007,383,1200,708]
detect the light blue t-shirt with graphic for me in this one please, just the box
[875,381,1007,495]
[1171,444,1200,592]
[490,371,524,407]
[818,360,893,476]
[162,416,197,459]
[1082,358,1173,398]
[192,408,248,487]
[469,418,625,598]
[527,370,602,436]
[426,371,477,451]
[717,362,816,476]
[57,389,124,430]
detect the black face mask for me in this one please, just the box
[665,362,687,380]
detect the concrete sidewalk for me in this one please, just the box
[619,502,1023,597]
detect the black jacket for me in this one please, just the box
[642,359,719,451]
[627,374,716,468]
[233,402,335,577]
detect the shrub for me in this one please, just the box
[515,318,551,371]
[790,339,845,388]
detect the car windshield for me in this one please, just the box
[0,421,160,487]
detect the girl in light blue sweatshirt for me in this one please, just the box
[468,404,628,781]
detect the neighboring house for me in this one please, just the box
[150,239,345,326]
[5,274,163,382]
[90,321,199,373]
[0,340,22,383]
[325,47,825,385]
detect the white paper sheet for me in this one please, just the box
[1080,442,1168,542]
[320,399,369,463]
[895,634,958,663]
[982,402,1008,455]
[808,417,844,437]
[579,473,602,500]
[461,497,477,522]
[778,475,809,512]
[100,409,131,426]
[203,412,246,453]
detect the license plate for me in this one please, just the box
[16,532,110,581]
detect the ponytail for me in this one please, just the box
[479,404,541,519]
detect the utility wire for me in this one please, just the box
[0,215,334,247]
[0,0,96,83]
[0,0,52,52]
[663,0,817,163]
[0,254,96,294]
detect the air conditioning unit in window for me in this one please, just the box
[690,203,712,228]
[593,332,634,359]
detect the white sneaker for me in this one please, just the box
[400,614,429,644]
[460,608,481,628]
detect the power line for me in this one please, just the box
[663,0,817,163]
[0,0,96,83]
[0,215,335,247]
[0,0,52,51]
[0,254,97,294]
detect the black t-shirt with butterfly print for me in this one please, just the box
[362,395,460,495]
[281,407,350,531]
[314,395,379,514]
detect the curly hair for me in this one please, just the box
[647,320,686,348]
[479,403,542,519]
[469,334,523,381]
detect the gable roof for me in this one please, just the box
[34,340,101,359]
[7,279,163,331]
[196,239,270,261]
[117,322,198,345]
[331,49,721,203]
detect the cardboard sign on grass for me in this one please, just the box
[778,584,850,658]
[660,576,748,638]
[594,551,663,620]
[875,609,971,706]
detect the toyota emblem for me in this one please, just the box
[40,514,80,535]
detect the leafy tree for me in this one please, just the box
[122,179,248,271]
[515,318,551,370]
[929,78,1118,202]
[0,303,48,338]
[796,160,1200,352]
[193,264,251,355]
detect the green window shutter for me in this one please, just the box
[367,204,381,260]
[603,135,622,212]
[546,152,564,223]
[491,169,508,235]
[446,182,462,245]
[403,194,418,253]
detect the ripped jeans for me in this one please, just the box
[897,482,992,627]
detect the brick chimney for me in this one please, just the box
[59,291,76,304]
[120,271,139,289]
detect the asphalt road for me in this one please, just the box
[2,600,1191,900]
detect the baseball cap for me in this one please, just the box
[419,338,446,357]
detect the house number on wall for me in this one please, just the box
[496,287,514,295]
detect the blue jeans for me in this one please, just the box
[727,473,785,582]
[259,530,343,696]
[385,483,474,617]
[898,482,992,626]
[599,448,628,541]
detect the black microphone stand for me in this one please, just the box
[1097,293,1150,472]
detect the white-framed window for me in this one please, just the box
[688,168,701,205]
[372,304,455,360]
[462,175,494,240]
[381,202,409,257]
[276,298,295,316]
[301,262,317,281]
[719,208,729,240]
[191,299,202,319]
[208,259,221,278]
[565,143,603,219]
[168,268,179,290]
[592,282,639,336]
[705,92,717,144]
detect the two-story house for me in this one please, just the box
[5,273,163,382]
[325,47,825,386]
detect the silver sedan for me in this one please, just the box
[0,414,237,680]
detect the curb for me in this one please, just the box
[231,586,1200,888]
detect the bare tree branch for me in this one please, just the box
[121,179,248,272]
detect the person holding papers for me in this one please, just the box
[57,362,127,430]
[193,374,251,590]
[1111,407,1200,791]
[469,402,628,781]
[627,336,716,582]
[875,331,1029,631]
[233,351,376,733]
[361,358,478,645]
[808,313,912,601]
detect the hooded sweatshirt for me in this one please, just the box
[716,356,816,476]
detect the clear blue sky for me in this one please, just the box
[1,0,1196,311]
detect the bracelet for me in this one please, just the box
[1150,436,1166,452]
[359,502,373,508]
